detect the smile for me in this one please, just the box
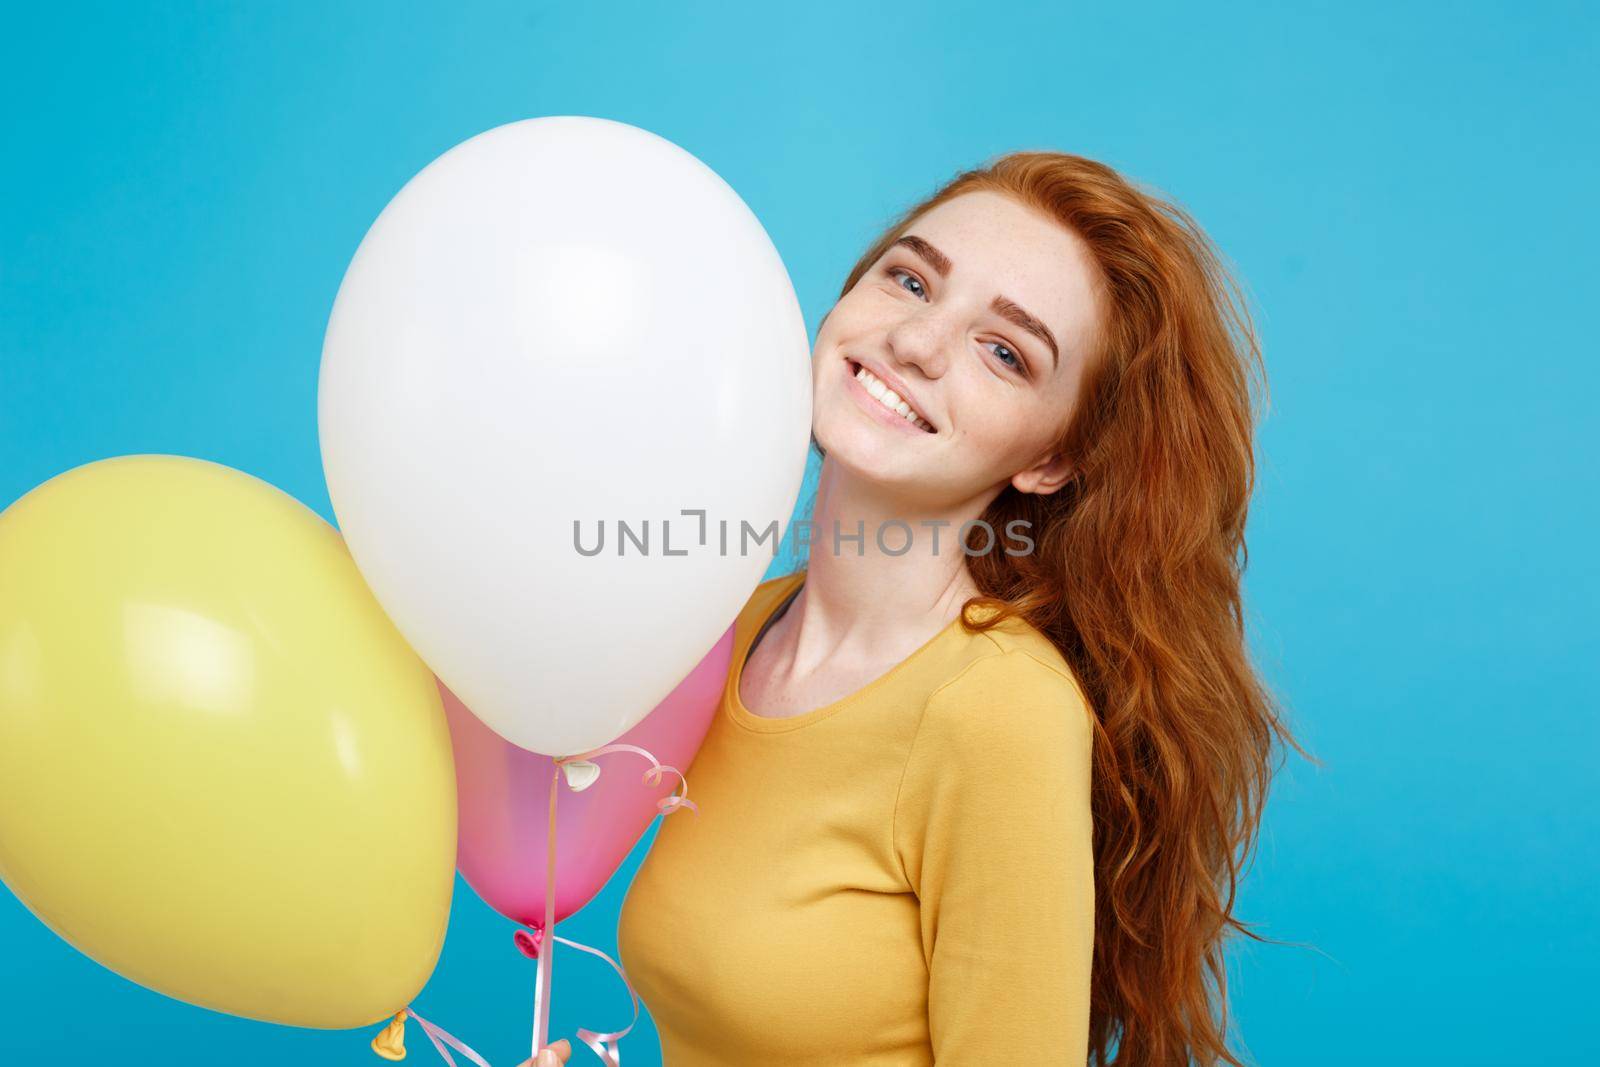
[846,360,936,433]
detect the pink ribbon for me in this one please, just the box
[515,927,647,1066]
[523,742,695,1065]
[561,743,698,817]
[403,1005,494,1067]
[392,744,691,1067]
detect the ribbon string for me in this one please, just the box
[558,742,698,815]
[407,1006,496,1067]
[530,764,559,1057]
[515,930,646,1067]
[528,741,696,1065]
[370,1006,496,1066]
[375,741,693,1066]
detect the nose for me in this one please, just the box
[883,305,952,380]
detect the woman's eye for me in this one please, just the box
[988,341,1025,374]
[888,268,927,301]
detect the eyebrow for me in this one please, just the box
[891,234,1061,371]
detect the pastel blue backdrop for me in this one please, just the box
[2,3,1594,1064]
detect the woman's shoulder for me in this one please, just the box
[746,568,805,602]
[931,642,1089,715]
[905,602,1095,761]
[736,569,803,623]
[735,568,798,609]
[900,642,1094,843]
[952,606,1088,707]
[725,569,803,653]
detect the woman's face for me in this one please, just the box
[812,190,1103,510]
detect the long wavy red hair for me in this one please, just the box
[824,152,1296,1065]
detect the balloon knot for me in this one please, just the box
[558,757,602,792]
[514,925,545,959]
[371,1009,408,1061]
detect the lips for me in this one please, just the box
[847,359,937,433]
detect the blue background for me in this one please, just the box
[2,2,1595,1063]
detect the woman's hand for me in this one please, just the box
[517,1038,571,1066]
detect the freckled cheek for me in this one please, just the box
[955,406,1036,469]
[959,420,1007,464]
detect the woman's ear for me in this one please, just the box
[1011,452,1076,496]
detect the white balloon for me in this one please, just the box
[318,116,812,755]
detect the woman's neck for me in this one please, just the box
[774,456,992,677]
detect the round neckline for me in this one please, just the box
[725,571,971,734]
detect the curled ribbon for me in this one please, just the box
[370,1005,494,1066]
[515,927,648,1066]
[372,743,693,1067]
[526,742,695,1065]
[559,742,698,816]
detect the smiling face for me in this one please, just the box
[812,190,1105,511]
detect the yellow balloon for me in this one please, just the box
[0,455,456,1029]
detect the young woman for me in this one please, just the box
[605,151,1293,1067]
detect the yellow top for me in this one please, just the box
[617,570,1095,1065]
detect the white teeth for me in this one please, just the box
[854,364,933,432]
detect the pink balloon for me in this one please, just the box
[440,625,734,927]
